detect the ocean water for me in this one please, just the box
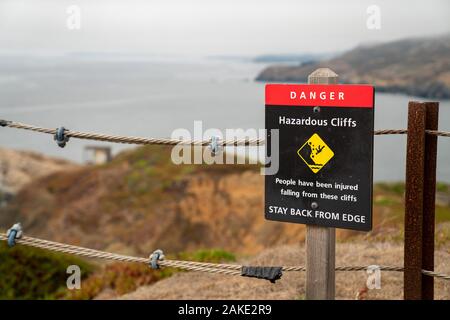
[0,55,449,182]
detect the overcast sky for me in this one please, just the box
[0,0,449,56]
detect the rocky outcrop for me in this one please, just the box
[0,148,76,194]
[0,146,314,255]
[0,148,76,208]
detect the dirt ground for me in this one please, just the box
[119,242,450,300]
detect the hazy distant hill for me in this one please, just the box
[256,35,450,99]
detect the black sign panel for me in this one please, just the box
[265,84,374,231]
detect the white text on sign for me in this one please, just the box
[289,90,345,101]
[267,206,366,224]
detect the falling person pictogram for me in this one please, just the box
[297,133,334,173]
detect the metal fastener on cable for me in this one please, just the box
[6,223,23,247]
[0,119,11,127]
[54,127,69,148]
[209,136,221,156]
[149,249,165,269]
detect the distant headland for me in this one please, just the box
[256,35,450,99]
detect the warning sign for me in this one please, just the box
[264,84,374,231]
[297,133,334,173]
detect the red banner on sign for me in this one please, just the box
[265,84,374,108]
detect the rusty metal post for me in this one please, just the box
[404,101,427,300]
[422,102,439,300]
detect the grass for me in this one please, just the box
[436,206,450,223]
[436,182,449,193]
[341,181,450,246]
[375,182,405,195]
[374,181,450,220]
[0,242,237,300]
[175,248,236,263]
[0,242,94,300]
[373,196,397,206]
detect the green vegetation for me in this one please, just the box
[436,207,450,223]
[437,182,449,193]
[176,248,236,263]
[338,182,450,245]
[375,182,405,195]
[373,196,397,206]
[0,243,237,300]
[374,182,450,221]
[0,242,94,300]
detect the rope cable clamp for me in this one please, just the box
[6,223,23,247]
[0,119,11,127]
[54,127,69,148]
[209,136,221,156]
[149,249,165,269]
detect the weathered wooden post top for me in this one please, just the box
[308,68,338,84]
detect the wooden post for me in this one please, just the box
[404,101,427,300]
[422,102,439,299]
[305,68,337,300]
